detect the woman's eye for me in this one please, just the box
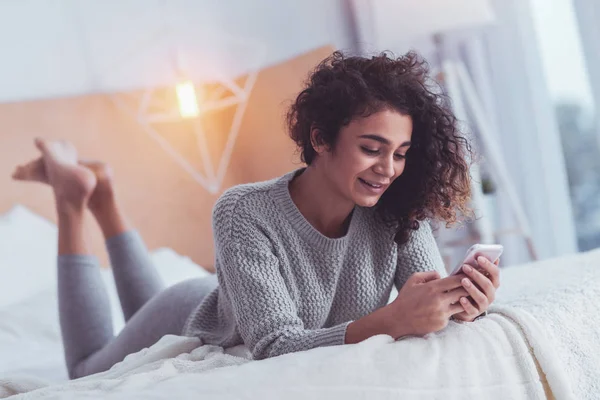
[361,147,378,155]
[361,147,406,160]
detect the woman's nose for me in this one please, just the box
[374,155,395,178]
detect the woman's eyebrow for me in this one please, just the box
[359,134,411,148]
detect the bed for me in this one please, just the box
[1,205,599,399]
[0,205,212,383]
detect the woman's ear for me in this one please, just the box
[310,127,329,155]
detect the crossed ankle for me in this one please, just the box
[55,200,88,217]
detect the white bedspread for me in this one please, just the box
[0,310,565,400]
[2,248,599,400]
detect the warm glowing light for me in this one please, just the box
[176,81,199,118]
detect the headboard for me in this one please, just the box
[0,46,334,272]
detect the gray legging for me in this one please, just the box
[58,230,218,379]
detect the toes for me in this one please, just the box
[34,137,48,153]
[34,138,78,165]
[12,166,24,180]
[12,166,29,180]
[11,158,48,183]
[96,164,113,182]
[34,138,57,159]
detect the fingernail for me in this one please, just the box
[460,297,468,303]
[463,265,472,273]
[462,278,471,287]
[477,256,485,264]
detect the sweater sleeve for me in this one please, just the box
[218,240,351,360]
[394,220,447,290]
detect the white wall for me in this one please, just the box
[0,0,355,103]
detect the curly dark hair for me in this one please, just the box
[286,50,473,245]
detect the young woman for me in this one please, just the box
[12,51,500,380]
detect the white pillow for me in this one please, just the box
[0,288,68,383]
[150,247,211,286]
[0,204,212,331]
[0,205,59,308]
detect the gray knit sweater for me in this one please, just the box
[182,168,446,360]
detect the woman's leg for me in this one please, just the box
[13,139,218,379]
[58,183,217,379]
[68,276,217,379]
[58,253,116,379]
[14,156,166,321]
[27,138,117,380]
[84,161,164,321]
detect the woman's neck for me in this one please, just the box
[288,165,355,238]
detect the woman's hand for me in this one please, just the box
[389,271,471,338]
[452,257,501,322]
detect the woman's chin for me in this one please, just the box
[354,194,381,208]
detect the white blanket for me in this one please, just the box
[2,248,600,400]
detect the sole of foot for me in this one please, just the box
[33,138,98,212]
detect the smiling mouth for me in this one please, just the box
[358,178,385,189]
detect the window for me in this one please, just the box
[530,0,600,251]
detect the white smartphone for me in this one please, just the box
[449,244,504,276]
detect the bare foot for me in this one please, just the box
[34,138,97,213]
[13,156,114,212]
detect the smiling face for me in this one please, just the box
[314,108,413,208]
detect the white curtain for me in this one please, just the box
[455,0,578,264]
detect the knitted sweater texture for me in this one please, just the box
[182,168,446,360]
